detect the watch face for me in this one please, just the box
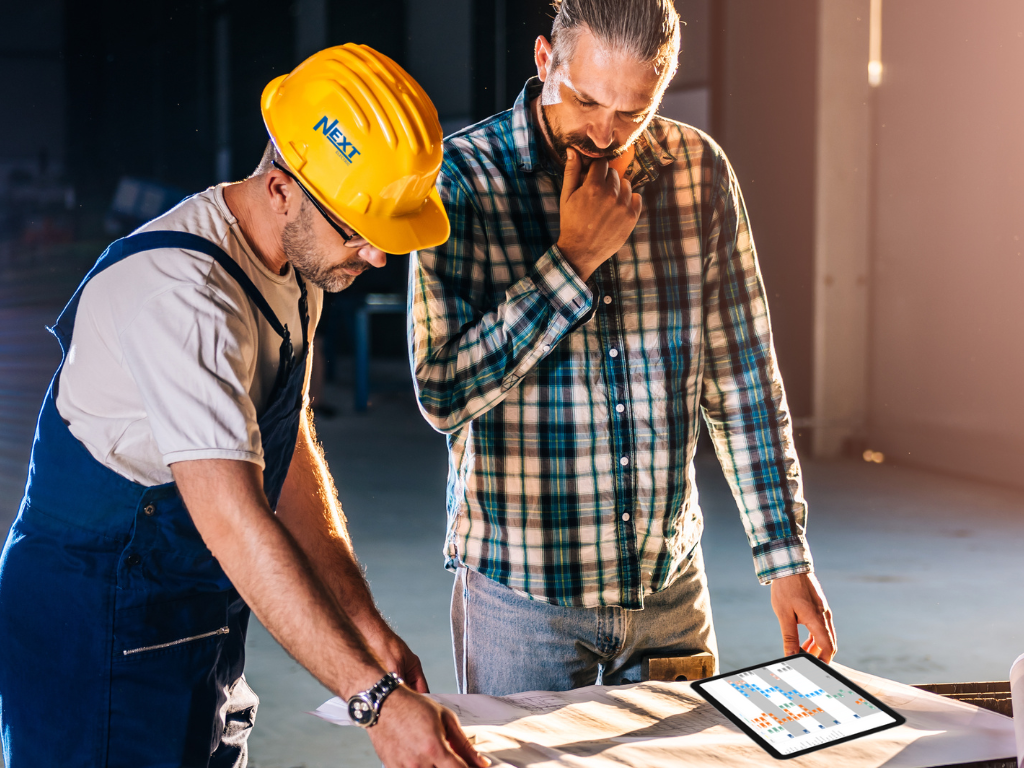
[348,697,375,726]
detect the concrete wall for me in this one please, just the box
[867,0,1024,486]
[717,0,820,429]
[660,0,712,133]
[811,1,873,457]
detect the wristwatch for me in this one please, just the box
[347,672,404,728]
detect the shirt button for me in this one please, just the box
[622,513,631,522]
[609,348,619,358]
[125,553,142,567]
[542,344,551,351]
[620,456,629,466]
[143,504,156,516]
[603,295,613,305]
[615,403,625,413]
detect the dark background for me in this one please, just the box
[6,1,1022,486]
[1,0,816,432]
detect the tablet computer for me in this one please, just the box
[691,652,906,759]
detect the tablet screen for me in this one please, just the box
[693,653,904,759]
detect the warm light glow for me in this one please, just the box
[862,450,886,464]
[868,0,883,86]
[868,60,883,87]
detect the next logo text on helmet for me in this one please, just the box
[314,116,361,163]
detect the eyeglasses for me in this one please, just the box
[271,160,369,248]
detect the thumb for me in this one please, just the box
[560,147,583,204]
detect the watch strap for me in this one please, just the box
[368,671,403,711]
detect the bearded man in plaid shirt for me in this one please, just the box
[409,0,837,695]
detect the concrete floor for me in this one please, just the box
[2,316,1023,767]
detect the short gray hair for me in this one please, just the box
[550,0,680,75]
[252,140,284,177]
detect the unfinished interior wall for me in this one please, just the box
[716,0,820,437]
[811,0,873,458]
[867,0,1024,486]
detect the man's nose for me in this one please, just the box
[588,114,615,149]
[357,246,387,268]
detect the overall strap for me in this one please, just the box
[51,230,289,345]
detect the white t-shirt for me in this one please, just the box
[56,184,323,486]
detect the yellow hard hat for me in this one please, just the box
[261,44,449,254]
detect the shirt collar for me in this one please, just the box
[511,77,676,188]
[511,77,545,172]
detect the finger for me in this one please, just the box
[605,161,621,196]
[824,610,839,661]
[441,708,488,768]
[583,157,607,188]
[560,148,583,204]
[436,748,472,768]
[802,613,836,662]
[617,176,633,206]
[778,611,801,656]
[407,659,430,694]
[397,648,430,693]
[801,637,814,652]
[589,159,619,195]
[630,192,643,219]
[816,627,836,662]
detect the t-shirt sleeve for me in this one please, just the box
[119,281,265,468]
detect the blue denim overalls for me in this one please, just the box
[0,231,309,767]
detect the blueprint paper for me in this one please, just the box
[312,663,1015,767]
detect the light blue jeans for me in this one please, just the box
[450,544,719,695]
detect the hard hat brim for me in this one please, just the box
[337,186,450,255]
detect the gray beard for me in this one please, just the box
[281,201,364,293]
[539,101,627,163]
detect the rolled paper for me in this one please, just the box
[1010,652,1024,766]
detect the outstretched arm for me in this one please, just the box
[172,458,486,768]
[274,409,429,692]
[699,150,836,662]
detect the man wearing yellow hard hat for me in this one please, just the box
[0,45,486,768]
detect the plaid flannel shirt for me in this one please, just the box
[409,78,812,609]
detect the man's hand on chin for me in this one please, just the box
[770,572,837,663]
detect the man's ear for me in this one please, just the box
[265,169,294,216]
[535,35,553,82]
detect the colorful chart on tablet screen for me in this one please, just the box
[699,656,899,756]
